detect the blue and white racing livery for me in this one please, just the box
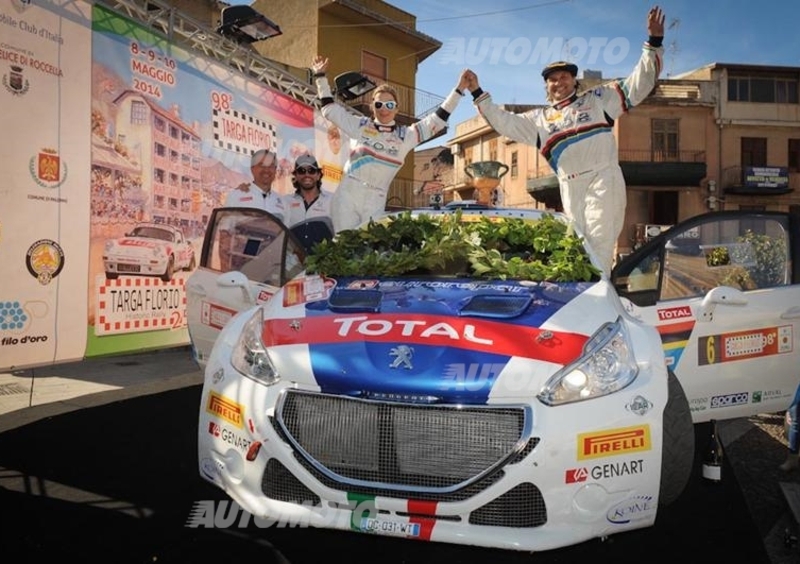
[187,206,800,552]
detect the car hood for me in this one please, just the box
[261,276,616,404]
[111,237,166,250]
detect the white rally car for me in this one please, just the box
[186,206,800,552]
[103,222,196,282]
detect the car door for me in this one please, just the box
[185,207,306,366]
[613,210,800,423]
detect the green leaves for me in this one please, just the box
[305,211,601,282]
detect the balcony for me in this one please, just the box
[344,74,445,127]
[526,171,561,209]
[721,165,794,195]
[618,150,707,186]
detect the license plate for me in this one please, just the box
[359,517,420,537]
[118,264,141,273]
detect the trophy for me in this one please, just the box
[464,161,509,206]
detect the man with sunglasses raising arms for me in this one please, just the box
[311,55,469,232]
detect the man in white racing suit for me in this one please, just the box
[312,55,469,232]
[461,6,665,275]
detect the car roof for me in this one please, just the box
[134,222,179,232]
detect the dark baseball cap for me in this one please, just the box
[542,61,578,80]
[294,153,319,170]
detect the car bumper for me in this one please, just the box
[197,317,668,551]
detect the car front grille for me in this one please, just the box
[275,390,531,494]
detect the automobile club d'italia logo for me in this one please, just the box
[29,148,68,188]
[3,64,30,95]
[26,239,65,285]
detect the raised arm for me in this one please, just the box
[465,69,541,148]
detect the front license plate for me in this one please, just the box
[359,517,420,537]
[118,264,141,273]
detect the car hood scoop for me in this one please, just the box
[458,293,532,318]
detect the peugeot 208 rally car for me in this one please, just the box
[187,206,800,552]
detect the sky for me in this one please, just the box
[231,0,800,150]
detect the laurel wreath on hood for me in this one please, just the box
[305,210,601,282]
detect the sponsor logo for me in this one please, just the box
[26,239,64,285]
[753,389,784,404]
[710,392,749,409]
[207,421,253,452]
[578,425,651,460]
[333,316,493,345]
[566,459,644,483]
[565,467,589,483]
[607,495,656,524]
[199,457,223,482]
[256,289,274,303]
[625,395,653,416]
[657,305,692,321]
[206,391,244,428]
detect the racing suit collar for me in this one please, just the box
[373,120,397,132]
[551,90,578,110]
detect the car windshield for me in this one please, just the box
[132,226,173,242]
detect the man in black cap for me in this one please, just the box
[460,6,665,275]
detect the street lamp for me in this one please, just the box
[334,71,377,100]
[217,5,283,44]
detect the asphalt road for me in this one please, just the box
[0,384,787,564]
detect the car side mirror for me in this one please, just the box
[697,286,747,322]
[216,271,254,305]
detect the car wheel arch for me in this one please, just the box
[659,369,695,506]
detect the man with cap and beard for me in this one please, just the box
[282,154,336,252]
[282,154,333,227]
[225,149,285,220]
[460,6,665,275]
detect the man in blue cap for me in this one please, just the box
[461,6,665,275]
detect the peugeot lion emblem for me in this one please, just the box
[389,345,414,369]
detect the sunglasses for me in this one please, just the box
[373,100,397,110]
[294,167,319,175]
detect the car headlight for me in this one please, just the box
[104,241,115,253]
[231,308,280,385]
[537,317,638,406]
